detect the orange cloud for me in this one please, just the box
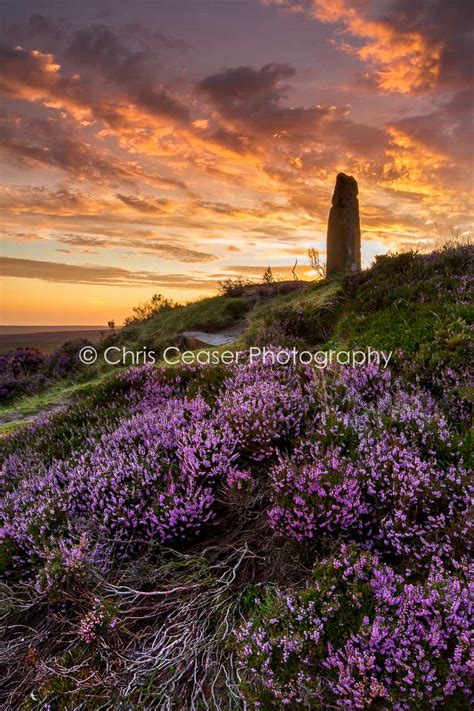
[266,0,447,94]
[311,0,442,93]
[383,126,459,214]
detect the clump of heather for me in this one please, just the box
[335,360,394,408]
[217,354,316,462]
[433,366,473,427]
[35,535,111,595]
[358,435,472,566]
[379,386,453,459]
[1,448,48,490]
[318,362,455,460]
[235,546,474,709]
[0,348,47,402]
[78,600,118,644]
[269,445,365,541]
[1,397,221,571]
[124,362,187,413]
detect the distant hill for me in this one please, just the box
[0,327,112,354]
[0,325,106,334]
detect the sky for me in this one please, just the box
[0,0,472,325]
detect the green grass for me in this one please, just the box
[241,277,343,346]
[0,375,108,436]
[120,295,249,348]
[335,284,472,356]
[335,301,441,352]
[2,245,472,432]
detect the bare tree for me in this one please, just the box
[292,259,299,281]
[308,248,326,279]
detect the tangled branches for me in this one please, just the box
[0,545,255,710]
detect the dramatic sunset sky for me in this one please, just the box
[0,0,472,324]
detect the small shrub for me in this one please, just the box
[123,293,176,325]
[218,277,252,297]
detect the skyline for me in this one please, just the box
[0,0,472,324]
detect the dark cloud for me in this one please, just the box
[0,114,133,181]
[55,232,217,263]
[0,44,84,103]
[391,89,474,163]
[66,22,187,80]
[382,0,474,90]
[0,184,106,215]
[27,13,62,39]
[66,25,190,122]
[4,13,63,44]
[197,200,268,219]
[116,194,172,213]
[199,63,295,103]
[4,15,186,75]
[0,113,191,191]
[198,63,334,141]
[66,24,157,84]
[134,87,190,122]
[131,242,218,262]
[55,234,110,248]
[323,119,388,159]
[0,256,215,287]
[201,126,252,154]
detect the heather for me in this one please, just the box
[235,547,473,709]
[0,246,472,709]
[0,338,96,404]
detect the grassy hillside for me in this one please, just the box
[111,243,473,368]
[118,294,249,349]
[1,245,472,433]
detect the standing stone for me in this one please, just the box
[326,173,361,275]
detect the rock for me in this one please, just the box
[180,331,237,348]
[177,323,245,350]
[326,173,361,275]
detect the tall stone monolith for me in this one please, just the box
[326,173,361,275]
